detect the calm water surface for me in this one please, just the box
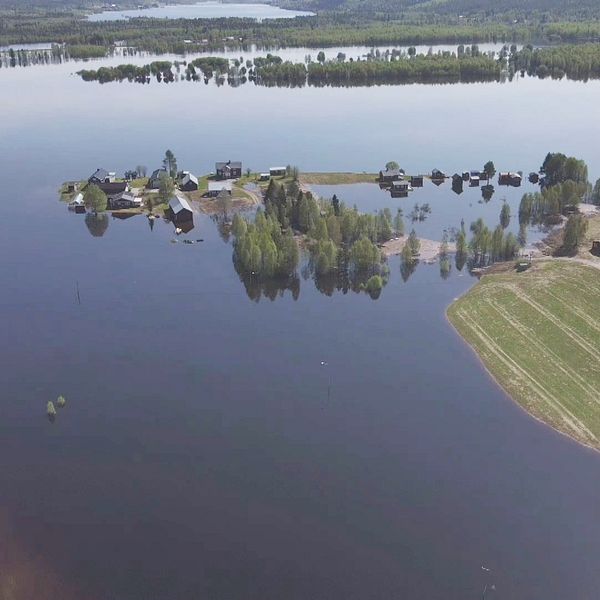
[87,2,314,21]
[1,56,600,599]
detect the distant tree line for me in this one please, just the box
[512,43,600,80]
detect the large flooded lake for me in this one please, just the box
[1,47,600,599]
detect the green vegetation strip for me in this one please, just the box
[447,261,600,450]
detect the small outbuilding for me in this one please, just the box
[207,180,233,198]
[269,167,286,177]
[179,171,199,192]
[109,191,141,210]
[258,173,271,182]
[431,168,446,180]
[591,241,600,256]
[410,175,424,187]
[68,193,85,213]
[168,195,194,223]
[379,168,404,184]
[390,179,411,197]
[499,172,522,187]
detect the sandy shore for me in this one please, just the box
[382,237,456,261]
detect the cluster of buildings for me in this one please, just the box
[378,164,524,200]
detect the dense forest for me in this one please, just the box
[518,153,589,254]
[231,179,394,299]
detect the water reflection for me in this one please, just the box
[84,212,109,237]
[234,262,301,302]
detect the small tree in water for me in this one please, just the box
[500,202,511,229]
[83,184,107,213]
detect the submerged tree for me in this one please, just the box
[560,213,588,255]
[158,173,175,204]
[500,202,511,229]
[483,160,496,179]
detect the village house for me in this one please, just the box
[109,191,141,210]
[379,167,404,184]
[499,172,522,187]
[269,166,286,177]
[99,181,129,196]
[207,180,233,198]
[258,173,271,182]
[452,174,464,194]
[431,168,446,180]
[168,195,194,223]
[179,171,199,192]
[215,160,242,180]
[88,168,115,185]
[148,168,168,189]
[410,175,424,187]
[390,179,411,198]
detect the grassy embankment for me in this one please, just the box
[448,260,600,450]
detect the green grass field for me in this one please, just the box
[447,261,600,449]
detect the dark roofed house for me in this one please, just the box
[269,167,286,177]
[215,161,242,180]
[168,195,194,223]
[109,191,141,210]
[179,171,199,192]
[148,168,168,189]
[88,168,113,185]
[207,180,233,198]
[390,179,411,198]
[498,172,522,187]
[379,168,404,184]
[97,181,128,196]
[431,169,446,180]
[410,175,424,187]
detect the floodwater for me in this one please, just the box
[87,2,314,22]
[1,47,600,599]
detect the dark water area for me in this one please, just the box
[1,59,600,598]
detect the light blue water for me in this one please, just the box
[87,2,314,22]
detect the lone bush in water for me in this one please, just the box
[56,395,66,408]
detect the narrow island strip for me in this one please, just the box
[447,260,600,451]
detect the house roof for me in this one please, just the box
[97,181,128,196]
[69,193,84,205]
[181,171,199,186]
[112,191,140,204]
[150,168,168,180]
[270,166,286,171]
[381,168,404,177]
[169,195,193,214]
[216,161,242,170]
[91,168,109,181]
[208,180,233,192]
